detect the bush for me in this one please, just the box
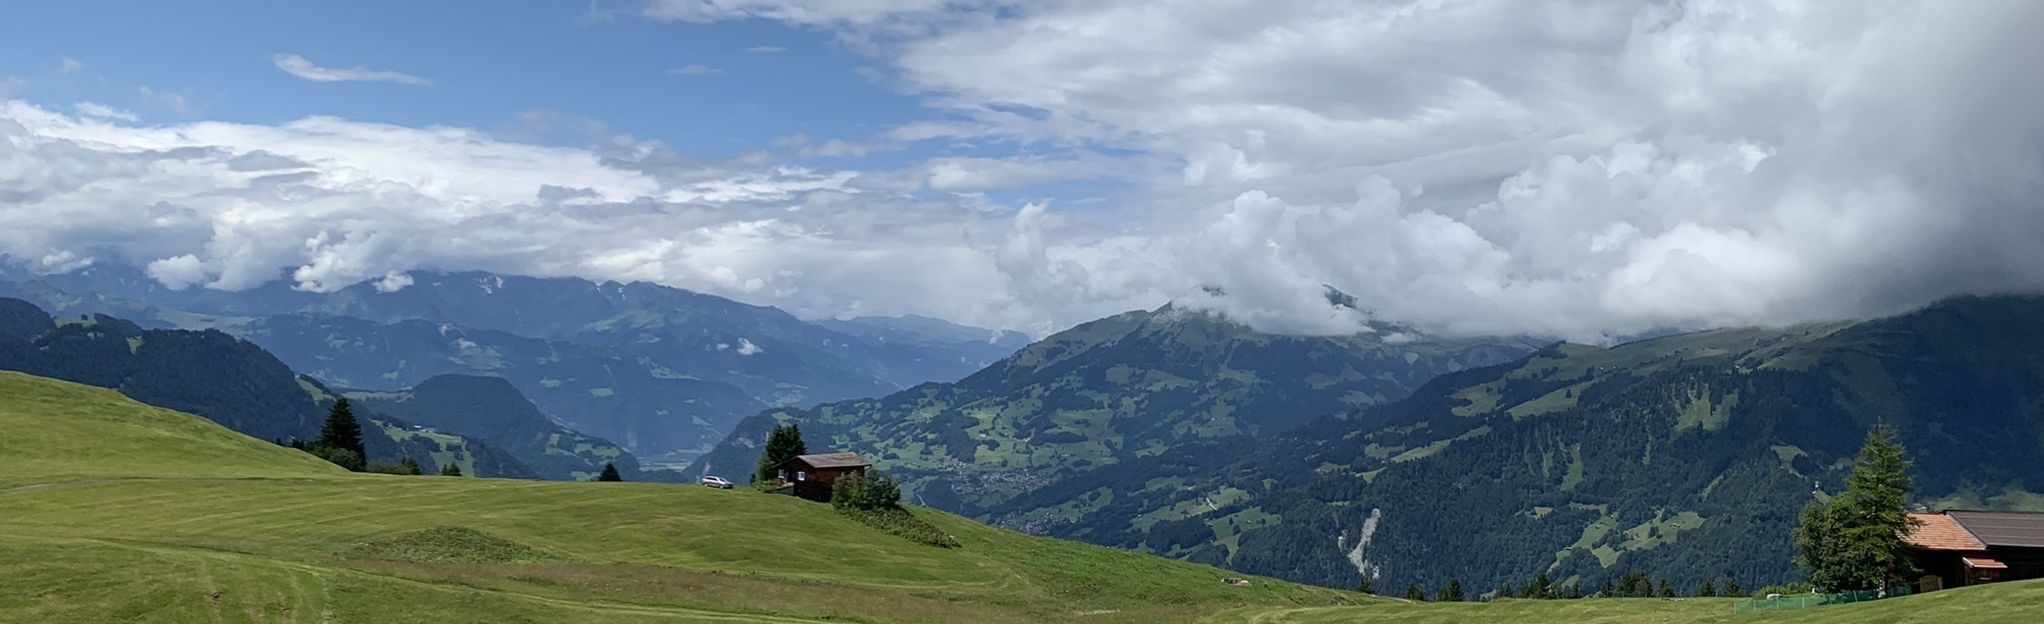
[367,458,423,475]
[830,472,902,511]
[1751,582,1815,598]
[307,443,364,472]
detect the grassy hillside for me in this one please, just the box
[0,371,344,487]
[0,371,1360,623]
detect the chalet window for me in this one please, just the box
[777,468,787,481]
[796,471,807,481]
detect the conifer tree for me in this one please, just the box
[1438,579,1464,602]
[1698,580,1717,597]
[1357,577,1373,595]
[400,457,422,475]
[753,423,808,483]
[1657,579,1674,598]
[1403,583,1426,601]
[1724,580,1742,596]
[597,462,623,482]
[1795,424,1920,592]
[317,398,365,471]
[440,461,463,477]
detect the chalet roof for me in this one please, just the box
[1946,511,2044,548]
[1963,556,2008,570]
[788,452,871,469]
[1903,513,1986,551]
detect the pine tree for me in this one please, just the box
[1657,579,1673,598]
[440,461,463,477]
[317,398,365,471]
[399,457,422,475]
[1795,424,1920,592]
[1403,583,1426,601]
[597,462,623,482]
[1520,573,1551,599]
[1725,580,1743,597]
[1357,577,1374,595]
[1697,580,1717,597]
[1599,579,1615,598]
[1438,579,1464,602]
[753,423,809,484]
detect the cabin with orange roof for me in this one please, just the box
[1901,510,2044,591]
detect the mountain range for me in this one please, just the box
[690,303,1542,518]
[692,295,2044,595]
[13,258,2044,597]
[0,298,535,478]
[0,263,1027,465]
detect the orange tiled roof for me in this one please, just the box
[1962,557,2007,570]
[1903,513,1986,551]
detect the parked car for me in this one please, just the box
[700,475,734,489]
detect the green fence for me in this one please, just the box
[1732,586,1914,614]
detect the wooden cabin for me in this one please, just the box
[772,452,871,502]
[1902,510,2044,591]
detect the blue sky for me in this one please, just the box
[1,1,2036,339]
[0,0,924,159]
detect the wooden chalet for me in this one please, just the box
[772,452,871,502]
[1902,510,2044,591]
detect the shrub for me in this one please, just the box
[307,443,364,472]
[831,472,901,511]
[367,459,423,475]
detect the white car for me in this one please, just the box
[700,475,734,489]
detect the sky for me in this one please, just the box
[2,0,2041,340]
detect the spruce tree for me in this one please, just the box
[400,457,422,476]
[1357,577,1373,595]
[1438,579,1464,602]
[1403,583,1426,601]
[1657,579,1673,598]
[752,423,809,483]
[1794,424,1919,591]
[597,462,623,482]
[440,461,463,477]
[317,398,365,471]
[1725,580,1742,596]
[1698,580,1717,598]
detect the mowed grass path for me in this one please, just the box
[1213,577,2044,623]
[0,372,1358,622]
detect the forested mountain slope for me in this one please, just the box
[1033,296,2044,593]
[692,304,1541,518]
[346,374,656,481]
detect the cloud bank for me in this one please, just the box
[6,1,2043,341]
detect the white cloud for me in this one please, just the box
[58,57,84,74]
[6,2,2043,342]
[667,64,723,76]
[637,0,2044,340]
[72,102,138,122]
[744,46,787,53]
[272,53,431,85]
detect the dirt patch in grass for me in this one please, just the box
[349,527,560,564]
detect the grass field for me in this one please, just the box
[0,371,1358,622]
[4,369,2040,623]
